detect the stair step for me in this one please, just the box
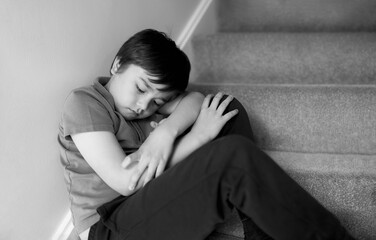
[217,0,376,32]
[188,83,376,154]
[192,32,376,84]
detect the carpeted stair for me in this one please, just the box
[217,0,376,32]
[193,32,376,84]
[188,1,376,239]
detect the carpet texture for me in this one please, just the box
[217,0,376,32]
[193,32,376,84]
[188,83,376,154]
[191,1,376,239]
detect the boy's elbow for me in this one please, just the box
[114,182,138,196]
[109,183,130,196]
[185,91,205,113]
[118,188,134,197]
[188,91,205,103]
[114,168,148,196]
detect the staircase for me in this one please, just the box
[188,1,376,239]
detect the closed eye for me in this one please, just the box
[154,100,164,107]
[136,85,146,94]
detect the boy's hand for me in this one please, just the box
[191,93,238,143]
[150,118,167,129]
[121,126,175,190]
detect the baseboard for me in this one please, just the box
[176,0,214,49]
[51,211,73,240]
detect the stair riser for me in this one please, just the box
[218,0,376,32]
[193,33,376,84]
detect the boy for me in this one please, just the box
[59,29,237,239]
[59,29,353,240]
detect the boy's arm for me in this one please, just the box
[71,131,148,196]
[123,91,205,190]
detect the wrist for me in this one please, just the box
[190,130,212,146]
[152,124,179,140]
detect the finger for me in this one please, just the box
[155,160,167,178]
[209,92,224,110]
[201,94,213,109]
[129,161,148,190]
[143,161,158,187]
[121,157,131,168]
[222,109,239,122]
[150,121,158,129]
[121,153,138,168]
[217,95,234,115]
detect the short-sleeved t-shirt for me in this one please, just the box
[58,77,162,239]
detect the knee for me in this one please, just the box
[222,96,248,116]
[216,135,260,167]
[217,135,256,158]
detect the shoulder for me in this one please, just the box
[63,83,113,116]
[61,85,115,137]
[65,85,100,106]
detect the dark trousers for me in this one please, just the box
[89,98,353,240]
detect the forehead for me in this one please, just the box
[132,65,178,98]
[146,79,178,101]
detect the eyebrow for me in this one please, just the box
[140,78,170,102]
[140,77,152,90]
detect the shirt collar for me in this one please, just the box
[94,77,115,109]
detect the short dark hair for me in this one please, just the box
[111,29,190,92]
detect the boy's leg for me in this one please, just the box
[216,96,255,142]
[219,98,273,239]
[91,134,352,240]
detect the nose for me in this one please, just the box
[136,98,150,114]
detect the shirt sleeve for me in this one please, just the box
[61,89,114,138]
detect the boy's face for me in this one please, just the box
[106,64,176,120]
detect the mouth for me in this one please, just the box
[128,108,141,118]
[128,108,137,114]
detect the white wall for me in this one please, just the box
[0,0,201,239]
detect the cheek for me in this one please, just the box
[117,92,135,106]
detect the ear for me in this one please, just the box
[110,57,121,75]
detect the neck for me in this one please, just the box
[104,75,116,92]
